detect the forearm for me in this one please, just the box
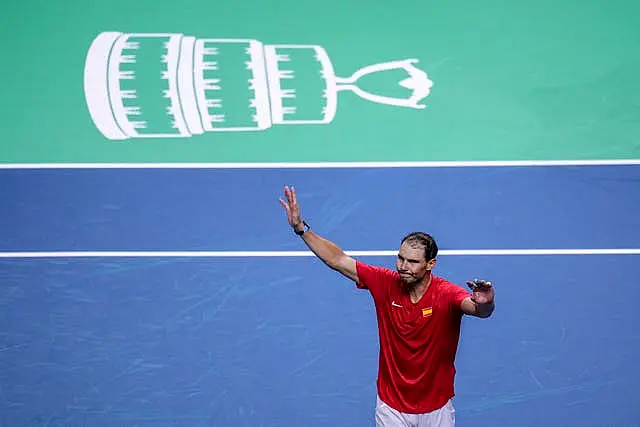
[280,186,355,277]
[299,230,347,270]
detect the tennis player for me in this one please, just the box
[279,185,495,427]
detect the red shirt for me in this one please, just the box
[355,260,470,414]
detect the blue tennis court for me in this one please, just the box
[2,0,640,424]
[1,164,639,426]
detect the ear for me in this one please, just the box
[427,258,437,270]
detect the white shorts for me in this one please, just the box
[375,396,455,427]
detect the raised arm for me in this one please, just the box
[279,186,358,282]
[461,279,496,318]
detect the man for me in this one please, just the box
[279,186,495,427]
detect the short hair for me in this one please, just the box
[400,232,438,261]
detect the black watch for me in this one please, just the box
[294,220,310,236]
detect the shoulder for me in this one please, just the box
[355,260,399,289]
[432,276,470,306]
[356,260,399,279]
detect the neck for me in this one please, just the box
[408,271,432,302]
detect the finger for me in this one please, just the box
[473,279,492,287]
[466,279,492,292]
[477,281,493,290]
[279,198,292,216]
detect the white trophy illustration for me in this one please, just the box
[84,32,434,140]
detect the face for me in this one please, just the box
[395,242,436,286]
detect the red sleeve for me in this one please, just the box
[446,282,471,310]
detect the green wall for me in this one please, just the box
[1,0,638,163]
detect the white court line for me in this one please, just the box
[0,249,639,258]
[0,159,639,169]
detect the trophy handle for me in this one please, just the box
[334,58,420,84]
[337,85,426,109]
[335,59,433,109]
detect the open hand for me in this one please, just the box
[279,186,304,232]
[466,279,495,304]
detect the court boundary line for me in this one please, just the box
[1,159,639,169]
[1,249,639,258]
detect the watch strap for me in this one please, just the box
[294,220,310,235]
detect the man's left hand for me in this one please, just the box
[466,279,495,304]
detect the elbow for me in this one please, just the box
[324,257,342,271]
[325,253,348,271]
